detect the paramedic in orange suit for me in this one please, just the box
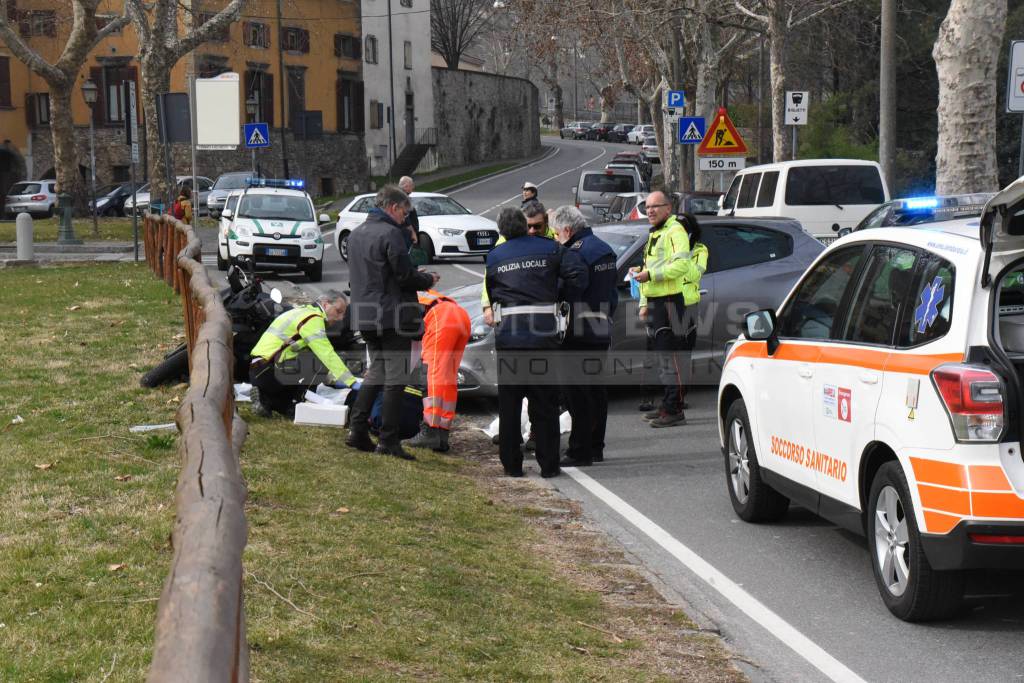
[403,290,472,452]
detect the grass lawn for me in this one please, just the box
[0,216,139,242]
[0,263,741,681]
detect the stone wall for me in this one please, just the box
[432,68,540,169]
[28,127,370,198]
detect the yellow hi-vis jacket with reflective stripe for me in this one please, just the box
[684,242,709,306]
[638,215,702,307]
[250,304,356,386]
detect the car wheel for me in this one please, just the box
[867,462,965,621]
[724,399,789,523]
[418,233,435,264]
[306,260,324,282]
[338,230,350,262]
[216,248,228,271]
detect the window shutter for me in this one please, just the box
[300,29,310,54]
[43,12,55,37]
[0,57,11,108]
[263,72,274,126]
[89,66,105,124]
[354,37,362,61]
[25,92,36,126]
[354,81,364,133]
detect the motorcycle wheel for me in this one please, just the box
[140,343,189,388]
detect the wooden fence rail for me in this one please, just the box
[142,215,249,682]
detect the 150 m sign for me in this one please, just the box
[699,157,747,171]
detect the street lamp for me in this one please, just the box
[246,96,258,176]
[81,78,99,237]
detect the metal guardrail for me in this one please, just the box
[416,127,438,146]
[142,215,250,682]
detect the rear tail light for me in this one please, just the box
[931,364,1004,442]
[30,194,45,201]
[969,533,1024,544]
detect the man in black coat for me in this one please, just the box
[346,185,439,460]
[398,175,419,247]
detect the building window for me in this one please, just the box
[0,57,10,108]
[365,35,378,64]
[336,75,364,133]
[245,69,274,124]
[282,26,310,53]
[199,13,230,42]
[112,165,130,183]
[21,10,56,37]
[89,64,137,126]
[287,67,306,129]
[403,40,412,70]
[95,14,122,34]
[26,92,50,126]
[334,33,360,60]
[369,100,384,130]
[400,0,413,6]
[244,22,270,48]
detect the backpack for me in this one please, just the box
[172,199,185,220]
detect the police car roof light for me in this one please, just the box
[902,197,940,211]
[246,178,305,189]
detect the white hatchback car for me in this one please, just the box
[215,189,245,271]
[334,192,498,263]
[221,180,330,281]
[628,124,655,144]
[718,181,1024,621]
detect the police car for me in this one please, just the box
[718,180,1024,621]
[221,179,330,281]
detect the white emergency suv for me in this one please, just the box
[718,180,1024,621]
[221,179,330,281]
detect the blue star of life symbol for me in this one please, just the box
[914,276,945,334]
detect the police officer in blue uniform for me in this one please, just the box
[550,206,618,467]
[486,206,587,478]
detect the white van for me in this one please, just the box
[718,159,890,243]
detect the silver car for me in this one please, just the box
[4,180,58,218]
[207,171,253,218]
[124,175,214,216]
[450,217,825,397]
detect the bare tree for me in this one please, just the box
[933,0,1007,194]
[0,1,128,211]
[125,0,245,205]
[431,0,493,69]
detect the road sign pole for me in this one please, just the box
[252,148,257,176]
[1018,116,1024,178]
[792,126,797,160]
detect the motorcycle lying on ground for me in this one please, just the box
[140,264,291,387]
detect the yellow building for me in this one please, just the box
[0,0,367,202]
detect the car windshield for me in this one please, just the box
[237,194,313,221]
[98,184,123,196]
[135,183,150,194]
[583,174,637,193]
[214,173,251,190]
[593,229,644,258]
[9,183,41,195]
[413,196,471,216]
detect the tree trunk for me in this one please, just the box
[693,20,721,191]
[140,53,175,210]
[879,0,896,190]
[48,85,88,210]
[552,83,564,130]
[767,9,787,162]
[933,0,1007,194]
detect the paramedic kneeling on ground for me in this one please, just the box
[486,207,586,478]
[250,291,359,418]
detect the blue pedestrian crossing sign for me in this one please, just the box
[244,122,270,148]
[678,117,706,145]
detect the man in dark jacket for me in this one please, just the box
[398,176,419,247]
[486,207,587,478]
[550,206,618,467]
[346,185,439,460]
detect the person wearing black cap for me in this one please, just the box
[521,182,538,206]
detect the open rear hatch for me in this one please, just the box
[980,177,1024,286]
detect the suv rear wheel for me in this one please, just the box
[868,462,964,621]
[724,399,789,522]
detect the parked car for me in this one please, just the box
[604,164,649,192]
[590,122,615,141]
[609,151,652,181]
[675,191,724,216]
[334,192,498,263]
[641,136,660,162]
[607,124,635,143]
[628,124,655,144]
[449,217,825,396]
[567,122,593,140]
[599,192,648,222]
[124,175,214,216]
[719,159,890,243]
[89,182,142,217]
[560,121,585,139]
[207,171,256,218]
[851,193,995,233]
[573,169,645,220]
[215,189,246,270]
[4,179,58,218]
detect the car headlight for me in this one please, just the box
[301,227,319,240]
[440,228,464,237]
[236,225,252,239]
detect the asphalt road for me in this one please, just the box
[198,136,1024,681]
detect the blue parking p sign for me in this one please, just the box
[244,122,270,148]
[678,117,706,145]
[666,90,686,109]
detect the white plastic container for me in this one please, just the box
[293,402,348,428]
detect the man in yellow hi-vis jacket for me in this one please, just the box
[631,191,705,428]
[249,290,359,417]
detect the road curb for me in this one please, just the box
[0,243,134,254]
[432,146,559,194]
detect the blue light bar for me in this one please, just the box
[246,178,305,189]
[902,197,939,210]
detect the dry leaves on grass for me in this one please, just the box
[114,475,132,482]
[33,462,54,471]
[107,563,126,573]
[335,506,350,514]
[67,305,81,311]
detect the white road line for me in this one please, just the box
[449,146,561,195]
[451,263,485,278]
[564,468,868,683]
[477,146,608,217]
